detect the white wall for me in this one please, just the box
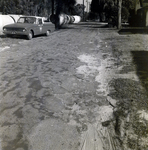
[0,15,23,35]
[0,15,15,35]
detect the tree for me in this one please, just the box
[0,0,77,23]
[54,0,76,15]
[73,4,85,17]
[91,0,106,21]
[90,0,135,27]
[103,0,118,26]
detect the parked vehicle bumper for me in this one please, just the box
[3,30,29,36]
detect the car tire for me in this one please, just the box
[27,31,33,40]
[46,30,50,36]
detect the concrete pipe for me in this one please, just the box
[64,15,71,24]
[59,14,65,25]
[50,14,70,26]
[50,14,81,29]
[60,14,81,24]
[69,16,75,24]
[73,16,81,23]
[59,14,71,25]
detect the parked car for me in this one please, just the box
[3,16,55,40]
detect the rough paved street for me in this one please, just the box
[0,22,148,150]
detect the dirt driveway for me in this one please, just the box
[0,22,148,150]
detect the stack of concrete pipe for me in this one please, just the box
[59,14,81,25]
[50,14,81,26]
[0,14,22,35]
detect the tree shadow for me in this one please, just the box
[77,22,109,28]
[131,51,148,96]
[119,27,148,34]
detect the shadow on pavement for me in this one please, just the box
[0,35,7,38]
[0,34,27,39]
[131,51,148,96]
[58,22,109,30]
[77,22,109,28]
[0,34,50,40]
[119,27,148,34]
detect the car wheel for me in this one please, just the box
[27,31,33,40]
[46,30,50,36]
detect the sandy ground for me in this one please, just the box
[0,22,148,150]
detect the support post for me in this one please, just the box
[118,0,122,29]
[83,0,84,21]
[86,0,88,12]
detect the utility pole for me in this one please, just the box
[86,0,88,12]
[118,0,122,29]
[83,0,84,21]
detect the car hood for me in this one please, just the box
[3,23,34,29]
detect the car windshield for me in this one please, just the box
[17,17,36,24]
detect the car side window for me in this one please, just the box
[39,19,42,25]
[24,19,29,23]
[36,19,39,24]
[17,17,25,23]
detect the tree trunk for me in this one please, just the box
[118,0,122,29]
[55,0,62,29]
[99,13,102,22]
[51,0,54,15]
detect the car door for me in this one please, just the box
[33,18,43,35]
[38,19,44,35]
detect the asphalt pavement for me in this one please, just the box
[0,22,148,150]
